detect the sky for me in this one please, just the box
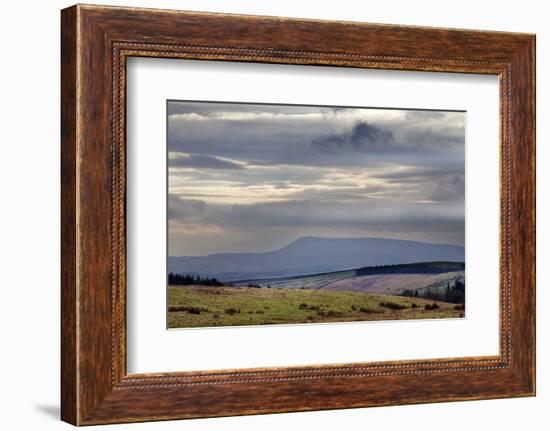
[167,101,465,257]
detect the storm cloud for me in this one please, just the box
[312,121,395,153]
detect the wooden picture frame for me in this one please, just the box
[61,4,535,425]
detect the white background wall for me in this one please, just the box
[0,0,546,429]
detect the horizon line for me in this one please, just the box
[169,235,465,258]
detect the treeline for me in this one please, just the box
[168,273,224,286]
[402,278,465,304]
[356,261,465,276]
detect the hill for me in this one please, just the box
[356,261,465,276]
[168,237,465,282]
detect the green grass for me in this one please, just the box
[167,286,463,328]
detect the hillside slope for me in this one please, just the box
[169,237,465,281]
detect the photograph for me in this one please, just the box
[167,101,466,328]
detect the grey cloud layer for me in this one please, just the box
[168,103,464,168]
[169,194,464,232]
[167,101,465,255]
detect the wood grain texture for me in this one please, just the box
[60,4,535,425]
[60,5,78,425]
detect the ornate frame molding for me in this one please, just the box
[61,5,535,425]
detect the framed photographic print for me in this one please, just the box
[165,100,468,329]
[61,4,535,425]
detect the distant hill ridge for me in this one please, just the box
[356,261,465,276]
[169,236,465,282]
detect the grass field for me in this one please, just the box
[168,286,464,328]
